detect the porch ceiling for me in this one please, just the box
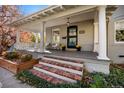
[9,5,118,33]
[18,10,95,33]
[9,5,97,27]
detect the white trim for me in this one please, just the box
[97,6,110,60]
[52,28,60,31]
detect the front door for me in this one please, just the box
[67,26,78,48]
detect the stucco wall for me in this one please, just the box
[108,6,124,63]
[46,20,94,51]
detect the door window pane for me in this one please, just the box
[69,28,76,36]
[68,37,76,47]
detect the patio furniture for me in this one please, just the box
[46,43,61,50]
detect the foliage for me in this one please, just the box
[82,64,124,88]
[20,54,32,62]
[16,70,83,88]
[4,51,33,62]
[31,34,36,42]
[0,5,20,54]
[106,64,124,87]
[116,30,124,42]
[16,64,124,88]
[60,44,66,51]
[5,52,19,60]
[31,33,40,43]
[76,45,81,48]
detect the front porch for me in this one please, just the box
[19,49,98,60]
[9,6,118,79]
[12,5,116,61]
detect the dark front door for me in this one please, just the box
[67,26,78,48]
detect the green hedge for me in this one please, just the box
[16,64,124,88]
[82,64,124,88]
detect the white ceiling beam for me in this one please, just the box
[41,12,49,17]
[32,16,40,19]
[60,5,65,10]
[50,9,55,13]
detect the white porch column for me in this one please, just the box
[93,22,99,53]
[97,6,109,60]
[40,22,45,52]
[34,33,38,50]
[44,22,47,51]
[16,30,20,49]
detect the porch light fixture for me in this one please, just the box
[67,17,70,27]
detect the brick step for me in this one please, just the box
[43,55,83,64]
[39,61,82,75]
[34,64,82,81]
[30,69,66,84]
[41,58,82,71]
[33,66,77,83]
[42,57,83,68]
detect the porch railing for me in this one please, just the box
[14,42,40,51]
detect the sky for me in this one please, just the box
[20,5,48,16]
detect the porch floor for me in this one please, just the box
[20,49,98,60]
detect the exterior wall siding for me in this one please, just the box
[108,6,124,63]
[46,20,94,51]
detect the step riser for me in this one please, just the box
[42,57,83,67]
[44,55,83,64]
[33,67,77,83]
[30,69,65,84]
[34,64,82,81]
[41,60,82,71]
[39,62,82,75]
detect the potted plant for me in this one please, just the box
[76,45,81,51]
[61,45,66,51]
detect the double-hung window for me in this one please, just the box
[115,20,124,43]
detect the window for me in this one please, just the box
[115,20,124,43]
[52,28,60,44]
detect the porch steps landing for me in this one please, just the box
[30,56,83,84]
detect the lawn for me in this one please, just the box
[16,64,124,88]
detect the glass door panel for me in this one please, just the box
[67,26,77,48]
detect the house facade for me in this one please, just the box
[10,5,124,64]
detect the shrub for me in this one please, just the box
[20,54,32,62]
[16,70,83,88]
[89,73,108,88]
[5,52,19,60]
[16,64,124,88]
[106,65,124,87]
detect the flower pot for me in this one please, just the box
[62,47,66,51]
[77,48,81,51]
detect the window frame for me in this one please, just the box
[114,20,124,44]
[52,28,60,44]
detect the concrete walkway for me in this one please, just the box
[0,67,32,88]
